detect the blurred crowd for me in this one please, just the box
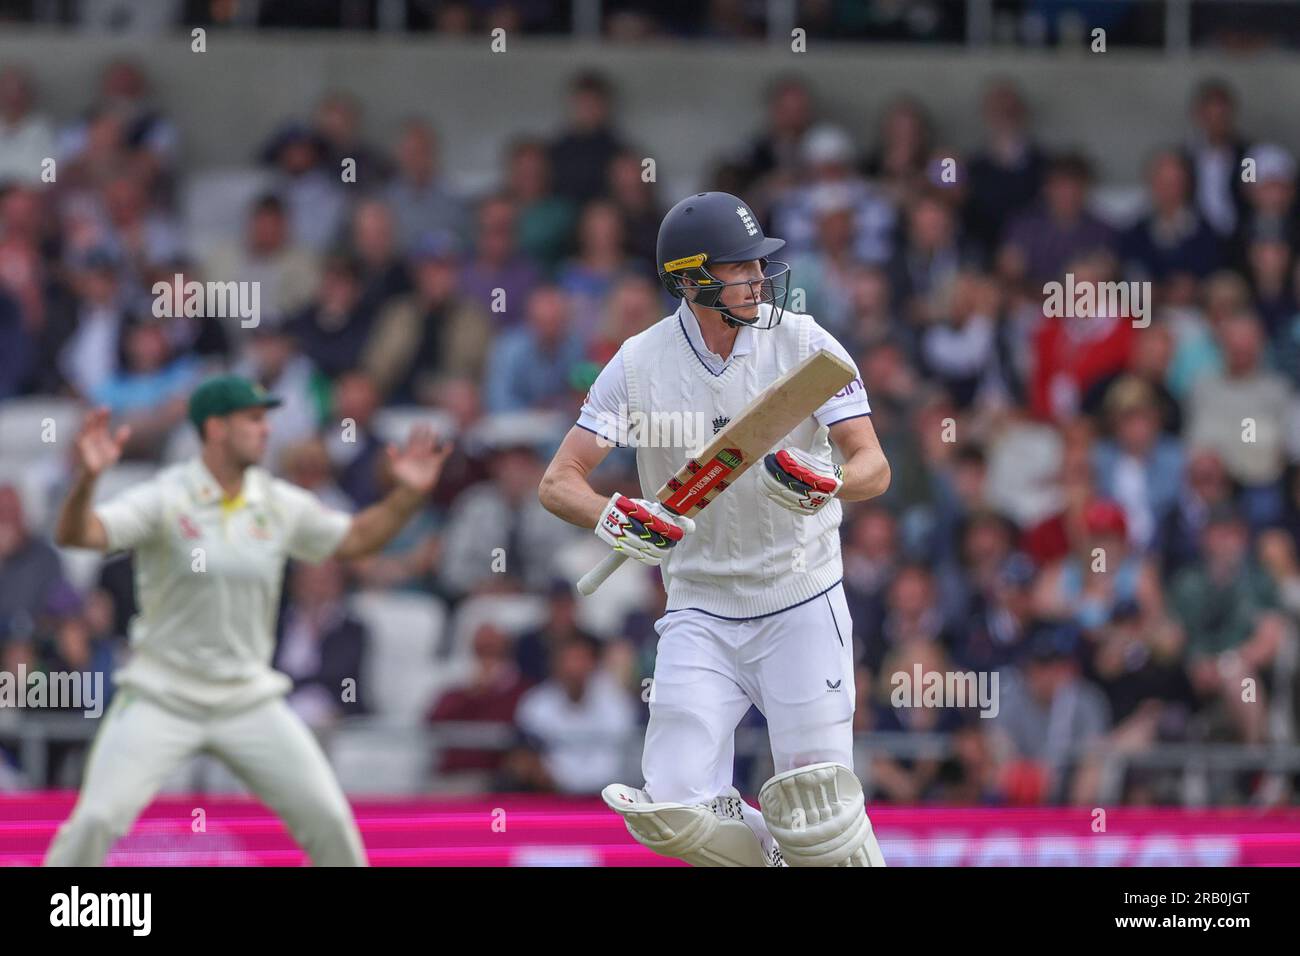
[4,0,1300,50]
[2,56,1300,807]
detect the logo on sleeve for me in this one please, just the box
[177,514,203,540]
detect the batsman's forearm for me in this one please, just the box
[55,470,101,548]
[838,449,891,502]
[339,485,425,558]
[538,465,607,530]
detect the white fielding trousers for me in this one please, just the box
[44,690,366,866]
[642,582,856,806]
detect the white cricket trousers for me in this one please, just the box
[643,582,856,805]
[44,691,366,866]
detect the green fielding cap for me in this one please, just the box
[188,375,282,430]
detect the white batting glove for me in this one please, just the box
[760,448,844,516]
[595,492,696,567]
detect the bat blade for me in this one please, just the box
[577,349,856,596]
[657,348,856,517]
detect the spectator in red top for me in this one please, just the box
[1030,249,1137,422]
[426,624,531,785]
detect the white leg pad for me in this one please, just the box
[602,784,769,867]
[758,762,887,867]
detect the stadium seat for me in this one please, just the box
[328,723,434,795]
[0,397,83,462]
[348,591,448,721]
[180,167,273,257]
[371,406,459,447]
[462,410,569,457]
[443,593,548,665]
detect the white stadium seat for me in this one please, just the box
[0,397,83,461]
[443,593,548,666]
[371,406,458,447]
[349,591,448,721]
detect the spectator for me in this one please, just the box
[203,193,323,328]
[0,184,52,336]
[965,79,1047,261]
[1184,78,1249,239]
[0,67,56,185]
[999,152,1116,286]
[1231,143,1300,268]
[286,253,381,378]
[91,316,201,459]
[67,60,179,190]
[731,73,815,203]
[260,123,349,252]
[515,578,598,684]
[1121,148,1222,284]
[991,622,1111,805]
[862,95,933,207]
[858,563,957,677]
[1156,448,1236,581]
[556,199,636,341]
[1034,498,1166,636]
[1244,234,1295,340]
[53,246,135,400]
[510,635,637,794]
[362,231,492,404]
[1029,249,1136,422]
[1171,505,1288,744]
[869,638,968,802]
[607,148,662,268]
[348,197,412,313]
[459,194,542,326]
[504,137,575,273]
[590,272,661,366]
[771,124,896,264]
[785,183,869,338]
[96,170,184,277]
[0,287,33,399]
[548,71,625,206]
[426,623,531,788]
[325,370,387,509]
[0,485,70,645]
[954,551,1037,671]
[385,118,468,248]
[232,324,329,470]
[1185,311,1294,528]
[274,559,369,728]
[483,284,585,413]
[436,440,578,599]
[1091,375,1185,551]
[1088,600,1195,769]
[312,90,390,188]
[915,269,1004,409]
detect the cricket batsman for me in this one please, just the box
[45,375,450,866]
[539,192,891,866]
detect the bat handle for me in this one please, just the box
[577,551,629,596]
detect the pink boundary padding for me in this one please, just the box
[3,792,1300,866]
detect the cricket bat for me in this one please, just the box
[576,348,857,595]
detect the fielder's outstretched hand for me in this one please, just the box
[386,424,453,495]
[74,407,131,477]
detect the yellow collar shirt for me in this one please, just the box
[93,456,352,714]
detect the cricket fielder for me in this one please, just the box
[45,375,450,866]
[539,192,891,866]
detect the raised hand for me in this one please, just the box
[385,423,453,496]
[74,407,130,477]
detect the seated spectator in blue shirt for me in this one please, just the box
[483,284,586,413]
[1091,376,1185,552]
